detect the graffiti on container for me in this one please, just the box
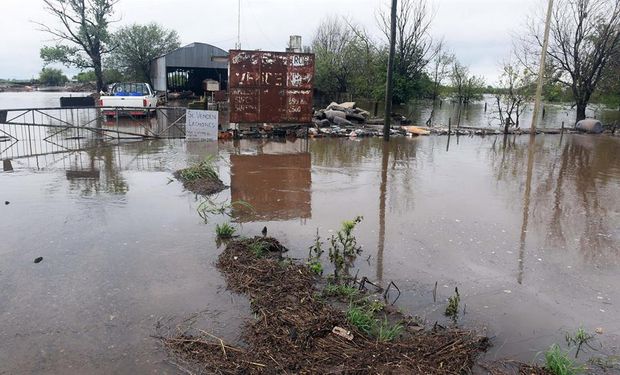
[229,50,314,123]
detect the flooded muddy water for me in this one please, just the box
[1,93,620,373]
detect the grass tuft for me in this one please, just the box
[324,283,360,299]
[376,317,403,342]
[215,222,236,238]
[179,156,219,182]
[545,344,583,375]
[248,240,268,258]
[346,305,375,334]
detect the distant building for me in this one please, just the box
[150,42,228,96]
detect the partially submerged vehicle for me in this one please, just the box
[99,82,158,117]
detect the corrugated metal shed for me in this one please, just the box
[150,42,228,93]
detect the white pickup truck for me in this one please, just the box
[99,82,158,117]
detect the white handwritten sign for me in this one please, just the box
[186,109,218,141]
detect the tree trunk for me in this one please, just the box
[94,57,104,92]
[576,102,587,123]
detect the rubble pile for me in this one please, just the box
[311,101,411,138]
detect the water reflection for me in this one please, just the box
[230,152,312,222]
[490,134,620,269]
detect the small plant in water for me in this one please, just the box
[328,216,363,280]
[215,222,236,238]
[565,327,595,358]
[179,156,219,182]
[544,344,583,375]
[307,228,324,275]
[444,287,460,321]
[197,198,253,224]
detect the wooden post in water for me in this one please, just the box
[531,0,554,134]
[383,0,397,141]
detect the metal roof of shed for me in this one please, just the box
[155,42,228,69]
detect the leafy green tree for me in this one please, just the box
[38,0,118,92]
[109,23,180,83]
[38,67,68,86]
[378,0,437,103]
[311,17,357,101]
[74,69,124,86]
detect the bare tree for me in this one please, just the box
[494,60,535,134]
[38,0,118,92]
[525,0,620,122]
[428,41,454,101]
[378,0,437,102]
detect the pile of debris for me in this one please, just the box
[160,237,495,374]
[311,101,412,138]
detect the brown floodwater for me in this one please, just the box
[1,91,620,373]
[1,132,619,374]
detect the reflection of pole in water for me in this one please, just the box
[518,135,536,284]
[446,133,451,152]
[377,142,389,282]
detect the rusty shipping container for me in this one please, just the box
[229,50,314,123]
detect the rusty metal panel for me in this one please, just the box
[229,50,314,123]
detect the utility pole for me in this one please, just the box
[236,0,241,49]
[383,0,397,141]
[531,0,554,134]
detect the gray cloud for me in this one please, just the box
[0,0,541,82]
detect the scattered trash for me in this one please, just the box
[34,257,43,264]
[331,326,354,341]
[595,327,604,334]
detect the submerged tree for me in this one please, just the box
[38,0,118,92]
[428,41,454,101]
[450,61,485,105]
[109,23,180,84]
[494,61,535,134]
[524,0,620,122]
[38,67,68,86]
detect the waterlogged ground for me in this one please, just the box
[1,132,620,374]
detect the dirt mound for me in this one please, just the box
[161,237,491,374]
[173,170,226,195]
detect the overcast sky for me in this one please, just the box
[0,0,543,83]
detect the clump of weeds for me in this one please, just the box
[178,156,219,182]
[215,222,236,239]
[565,327,595,358]
[197,198,253,224]
[328,216,363,280]
[323,283,360,300]
[248,240,268,258]
[544,344,583,375]
[445,287,460,322]
[346,304,403,342]
[376,317,403,342]
[307,228,324,275]
[346,305,375,335]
